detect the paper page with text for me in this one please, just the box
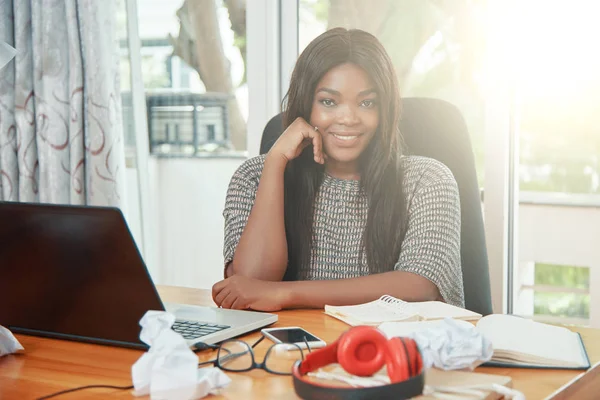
[324,295,419,325]
[413,301,482,321]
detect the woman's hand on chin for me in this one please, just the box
[268,117,325,165]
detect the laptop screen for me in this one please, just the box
[0,202,164,347]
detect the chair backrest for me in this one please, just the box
[259,98,493,315]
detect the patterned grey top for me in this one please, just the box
[223,155,464,307]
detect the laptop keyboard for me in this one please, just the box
[172,320,231,340]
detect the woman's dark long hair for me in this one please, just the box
[282,28,406,280]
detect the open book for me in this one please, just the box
[324,295,481,326]
[476,314,590,370]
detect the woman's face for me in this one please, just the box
[310,63,379,168]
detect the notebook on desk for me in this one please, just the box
[324,295,482,326]
[476,314,590,370]
[378,313,591,370]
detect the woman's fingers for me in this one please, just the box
[213,286,230,307]
[220,291,237,309]
[312,128,324,164]
[304,126,324,164]
[229,297,247,310]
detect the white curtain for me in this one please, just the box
[0,0,125,206]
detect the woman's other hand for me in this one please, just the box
[212,275,290,311]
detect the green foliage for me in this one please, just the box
[300,0,328,24]
[233,36,246,49]
[535,263,589,289]
[141,56,171,89]
[533,263,590,318]
[534,292,589,319]
[519,85,600,194]
[313,0,329,22]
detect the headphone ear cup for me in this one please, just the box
[337,326,388,377]
[405,337,423,376]
[385,337,411,382]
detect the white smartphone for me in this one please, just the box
[261,326,327,350]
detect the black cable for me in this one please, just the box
[196,337,264,368]
[303,336,312,353]
[38,342,230,398]
[39,338,273,398]
[193,341,220,352]
[36,384,134,400]
[251,335,265,348]
[195,341,220,366]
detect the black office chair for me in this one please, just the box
[259,98,493,315]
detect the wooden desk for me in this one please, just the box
[1,286,599,399]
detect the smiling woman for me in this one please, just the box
[311,63,379,177]
[212,28,464,312]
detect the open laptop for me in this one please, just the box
[0,201,277,349]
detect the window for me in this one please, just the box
[512,1,600,324]
[120,0,250,288]
[129,0,248,154]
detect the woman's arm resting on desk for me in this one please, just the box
[223,118,325,281]
[224,155,289,281]
[212,271,441,311]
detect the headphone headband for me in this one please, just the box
[292,361,425,400]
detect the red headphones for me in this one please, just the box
[292,326,424,400]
